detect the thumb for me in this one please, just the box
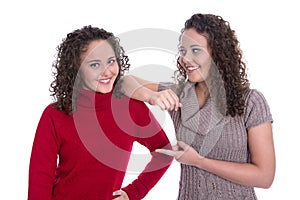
[177,141,189,150]
[172,143,180,151]
[113,190,123,196]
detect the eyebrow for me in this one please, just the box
[86,56,116,63]
[178,44,203,48]
[190,45,203,48]
[108,56,116,60]
[86,59,101,63]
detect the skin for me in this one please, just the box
[178,28,211,107]
[123,28,276,188]
[79,39,129,200]
[79,39,119,94]
[113,190,129,200]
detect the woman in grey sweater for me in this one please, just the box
[122,13,275,199]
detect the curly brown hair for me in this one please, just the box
[50,25,130,114]
[175,13,250,117]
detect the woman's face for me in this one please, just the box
[178,28,212,83]
[79,39,119,93]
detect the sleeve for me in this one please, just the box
[244,89,273,130]
[121,100,173,200]
[28,106,60,200]
[158,82,177,93]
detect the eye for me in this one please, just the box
[178,48,186,56]
[107,58,116,65]
[89,62,100,68]
[192,48,201,54]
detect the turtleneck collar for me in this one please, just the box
[76,89,113,110]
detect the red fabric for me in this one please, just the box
[28,89,172,200]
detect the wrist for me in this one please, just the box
[195,156,205,168]
[142,88,155,104]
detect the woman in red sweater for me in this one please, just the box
[28,26,172,200]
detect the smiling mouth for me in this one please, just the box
[186,66,200,73]
[98,78,111,84]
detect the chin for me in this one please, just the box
[188,73,206,81]
[96,85,113,94]
[188,78,203,83]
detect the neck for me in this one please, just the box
[195,82,209,108]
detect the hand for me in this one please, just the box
[148,89,182,111]
[155,141,204,167]
[112,190,129,200]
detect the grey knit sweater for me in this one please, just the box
[159,81,273,200]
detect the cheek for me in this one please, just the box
[200,57,212,71]
[79,68,97,83]
[113,64,120,75]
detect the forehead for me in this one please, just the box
[180,28,208,47]
[82,39,115,59]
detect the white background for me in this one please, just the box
[0,0,299,199]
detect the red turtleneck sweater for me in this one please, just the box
[28,89,172,200]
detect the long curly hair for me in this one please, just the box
[50,25,130,114]
[175,13,250,117]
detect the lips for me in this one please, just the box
[186,65,200,73]
[98,78,111,84]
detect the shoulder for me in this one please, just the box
[244,89,273,129]
[41,103,69,119]
[114,96,152,126]
[42,103,57,115]
[245,89,270,107]
[112,95,150,114]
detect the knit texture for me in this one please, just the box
[159,81,273,200]
[28,89,172,200]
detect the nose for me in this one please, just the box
[182,50,193,65]
[182,56,192,67]
[97,64,112,77]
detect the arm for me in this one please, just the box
[121,75,159,102]
[119,100,173,200]
[196,122,275,188]
[122,75,158,102]
[121,75,181,110]
[28,106,59,199]
[156,122,275,188]
[156,89,275,188]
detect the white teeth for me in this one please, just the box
[187,66,199,70]
[99,79,110,83]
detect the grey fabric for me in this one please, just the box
[158,81,273,200]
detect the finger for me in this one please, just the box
[155,149,178,157]
[167,90,181,111]
[160,90,177,111]
[163,90,175,111]
[156,101,166,110]
[153,95,170,110]
[161,97,172,110]
[113,190,125,200]
[113,190,123,196]
[156,148,186,161]
[165,98,176,111]
[113,196,125,200]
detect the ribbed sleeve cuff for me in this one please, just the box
[122,182,146,200]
